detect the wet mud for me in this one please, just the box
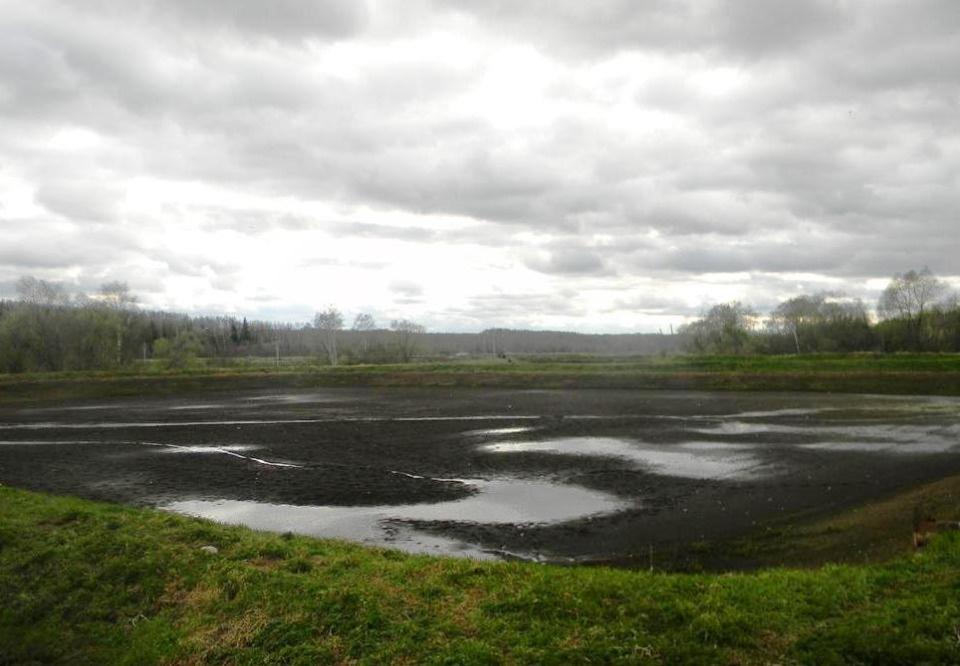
[1,387,959,567]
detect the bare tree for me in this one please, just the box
[769,295,820,353]
[352,312,377,354]
[768,292,866,354]
[878,267,948,349]
[16,276,70,306]
[352,313,376,331]
[99,281,137,309]
[314,307,344,365]
[98,281,138,366]
[679,302,757,354]
[390,319,425,362]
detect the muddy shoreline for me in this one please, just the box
[2,387,959,568]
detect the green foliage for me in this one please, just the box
[0,304,123,373]
[678,302,759,354]
[1,486,960,664]
[153,331,202,369]
[677,269,958,356]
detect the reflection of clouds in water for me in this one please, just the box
[464,426,536,436]
[0,438,301,467]
[693,421,778,435]
[678,441,756,451]
[0,415,545,430]
[22,404,123,412]
[801,441,957,454]
[694,420,960,452]
[165,477,628,560]
[725,408,827,419]
[482,437,770,480]
[167,404,227,411]
[0,440,111,446]
[158,444,259,454]
[245,393,355,405]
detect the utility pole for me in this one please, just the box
[275,340,280,369]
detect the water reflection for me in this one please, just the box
[165,477,629,560]
[159,444,259,454]
[482,437,770,480]
[695,421,960,452]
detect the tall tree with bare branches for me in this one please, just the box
[314,307,344,365]
[878,268,948,350]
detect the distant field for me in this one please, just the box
[3,353,960,406]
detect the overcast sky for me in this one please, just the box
[1,1,958,332]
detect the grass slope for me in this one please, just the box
[718,472,960,570]
[4,353,960,407]
[2,486,960,664]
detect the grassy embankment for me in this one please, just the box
[2,484,960,664]
[3,352,960,406]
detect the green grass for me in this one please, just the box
[2,486,960,664]
[4,353,960,407]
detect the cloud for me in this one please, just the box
[448,291,585,326]
[161,0,369,40]
[0,219,142,270]
[40,0,370,43]
[440,0,848,60]
[2,1,959,329]
[34,180,123,222]
[388,280,423,297]
[526,247,611,276]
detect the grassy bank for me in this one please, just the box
[3,353,960,407]
[715,471,960,570]
[1,486,960,664]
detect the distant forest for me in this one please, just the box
[0,277,676,373]
[678,268,960,355]
[0,267,958,374]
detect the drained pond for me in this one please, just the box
[2,387,959,567]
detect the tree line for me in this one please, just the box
[5,267,952,374]
[0,279,434,372]
[0,278,675,373]
[679,268,960,354]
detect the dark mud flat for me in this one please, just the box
[1,387,959,568]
